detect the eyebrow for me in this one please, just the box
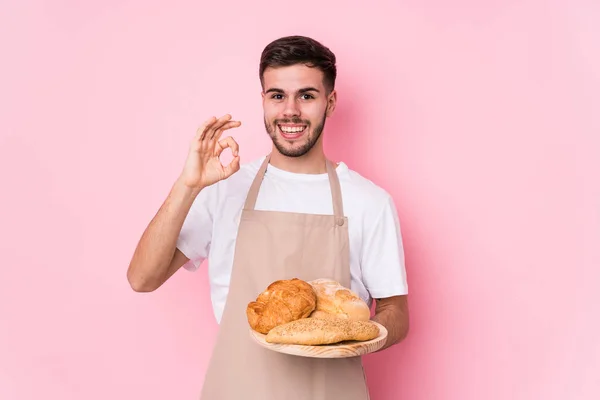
[265,87,320,94]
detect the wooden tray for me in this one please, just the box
[249,321,388,358]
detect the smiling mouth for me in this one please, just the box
[277,124,307,140]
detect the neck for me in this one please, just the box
[268,144,328,174]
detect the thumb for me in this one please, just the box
[222,156,240,178]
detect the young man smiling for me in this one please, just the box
[127,35,409,399]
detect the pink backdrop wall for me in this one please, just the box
[1,1,599,399]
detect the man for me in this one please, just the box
[127,35,409,399]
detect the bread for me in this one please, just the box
[247,278,317,334]
[308,310,340,320]
[308,279,371,321]
[265,318,380,345]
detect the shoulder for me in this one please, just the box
[337,163,394,210]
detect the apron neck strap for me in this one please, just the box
[244,154,345,221]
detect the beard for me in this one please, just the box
[264,111,327,158]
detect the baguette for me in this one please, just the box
[265,317,380,345]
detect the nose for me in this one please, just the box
[283,97,300,118]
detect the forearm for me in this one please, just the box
[371,295,409,351]
[127,178,201,291]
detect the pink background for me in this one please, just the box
[1,0,599,399]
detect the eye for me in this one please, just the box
[271,94,284,100]
[300,94,315,100]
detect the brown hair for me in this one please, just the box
[259,35,337,93]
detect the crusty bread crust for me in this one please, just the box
[265,318,380,345]
[308,279,371,321]
[247,278,317,334]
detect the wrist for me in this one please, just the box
[174,176,204,198]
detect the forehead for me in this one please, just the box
[262,64,326,92]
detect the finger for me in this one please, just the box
[215,136,240,157]
[211,120,241,141]
[222,156,240,178]
[196,116,217,140]
[204,114,232,140]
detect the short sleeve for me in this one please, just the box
[360,195,408,299]
[176,184,217,272]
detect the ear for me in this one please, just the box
[326,89,337,117]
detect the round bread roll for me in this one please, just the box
[308,278,371,321]
[247,278,317,334]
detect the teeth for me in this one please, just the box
[279,125,306,134]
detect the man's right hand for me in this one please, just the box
[180,114,242,191]
[128,114,242,292]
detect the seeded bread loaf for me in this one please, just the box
[265,317,380,345]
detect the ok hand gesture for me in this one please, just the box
[180,114,242,190]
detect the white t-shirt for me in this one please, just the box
[176,156,408,324]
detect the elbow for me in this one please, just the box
[129,280,155,293]
[389,313,410,348]
[396,309,410,344]
[386,323,409,350]
[127,266,159,293]
[394,316,410,346]
[398,322,410,343]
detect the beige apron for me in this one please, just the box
[199,154,370,400]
